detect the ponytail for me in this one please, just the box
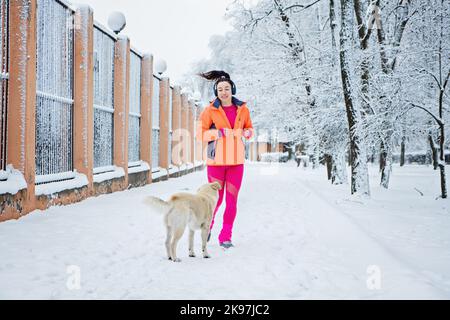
[198,70,231,81]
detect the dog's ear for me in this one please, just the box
[210,181,222,191]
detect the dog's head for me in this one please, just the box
[209,181,223,191]
[197,181,222,197]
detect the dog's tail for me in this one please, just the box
[143,196,173,214]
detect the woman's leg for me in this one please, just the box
[219,164,244,243]
[207,165,226,231]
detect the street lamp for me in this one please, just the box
[107,11,126,35]
[155,59,167,76]
[193,90,201,102]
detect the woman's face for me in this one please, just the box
[217,81,232,102]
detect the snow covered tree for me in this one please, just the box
[183,0,449,197]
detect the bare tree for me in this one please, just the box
[339,0,370,195]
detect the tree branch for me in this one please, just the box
[419,68,444,90]
[284,0,323,12]
[353,0,369,50]
[443,68,450,90]
[243,8,274,33]
[409,103,443,126]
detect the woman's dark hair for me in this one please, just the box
[198,70,235,96]
[198,70,233,86]
[198,70,230,81]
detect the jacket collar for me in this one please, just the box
[212,97,245,109]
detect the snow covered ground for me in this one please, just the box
[0,161,449,299]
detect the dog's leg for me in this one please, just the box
[165,226,172,260]
[170,228,184,262]
[188,229,196,258]
[201,227,211,259]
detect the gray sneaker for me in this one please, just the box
[220,241,234,249]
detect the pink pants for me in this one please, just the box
[207,164,244,243]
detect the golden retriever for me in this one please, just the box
[144,181,222,262]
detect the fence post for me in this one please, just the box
[7,0,37,215]
[73,5,94,193]
[114,36,130,188]
[194,103,203,164]
[180,93,189,165]
[158,77,169,171]
[140,54,153,184]
[171,86,181,167]
[188,99,195,166]
[195,104,207,163]
[250,142,256,161]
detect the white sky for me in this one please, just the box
[78,0,239,84]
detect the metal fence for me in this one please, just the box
[93,25,115,173]
[35,0,74,181]
[0,0,8,173]
[128,50,141,166]
[152,75,160,170]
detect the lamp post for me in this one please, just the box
[193,90,201,102]
[107,11,126,35]
[154,59,167,76]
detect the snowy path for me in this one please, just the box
[0,162,449,299]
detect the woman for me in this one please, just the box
[196,70,254,249]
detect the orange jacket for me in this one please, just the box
[196,97,254,166]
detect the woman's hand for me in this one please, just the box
[243,129,253,139]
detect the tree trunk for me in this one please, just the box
[339,0,370,196]
[379,141,386,172]
[438,124,447,198]
[439,163,447,199]
[331,150,348,185]
[353,0,374,116]
[311,146,319,169]
[375,0,410,73]
[325,154,332,180]
[329,0,337,66]
[380,141,392,189]
[437,1,447,199]
[429,134,438,170]
[400,137,406,167]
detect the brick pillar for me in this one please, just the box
[180,93,189,164]
[158,77,169,169]
[113,36,130,187]
[194,103,206,163]
[73,6,94,193]
[6,0,37,215]
[140,54,153,184]
[171,86,181,166]
[250,142,256,161]
[188,100,195,165]
[194,103,202,163]
[256,142,260,161]
[256,142,261,161]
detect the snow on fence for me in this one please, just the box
[35,0,74,179]
[152,75,160,171]
[0,0,8,175]
[128,50,141,166]
[93,24,115,173]
[168,86,173,167]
